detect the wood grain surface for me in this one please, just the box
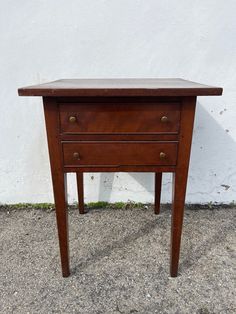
[18,78,223,97]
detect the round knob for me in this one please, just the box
[160,116,168,123]
[159,152,166,159]
[69,116,77,123]
[73,152,80,160]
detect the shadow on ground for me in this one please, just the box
[0,206,235,313]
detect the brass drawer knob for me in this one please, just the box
[160,116,168,123]
[159,152,166,159]
[69,116,77,123]
[73,152,80,160]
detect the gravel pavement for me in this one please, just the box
[0,205,235,314]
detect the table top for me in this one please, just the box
[18,78,223,97]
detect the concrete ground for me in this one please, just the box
[0,205,235,314]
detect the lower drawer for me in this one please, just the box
[62,142,177,167]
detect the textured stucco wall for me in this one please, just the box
[0,0,236,204]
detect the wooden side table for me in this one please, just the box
[18,79,222,277]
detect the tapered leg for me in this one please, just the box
[76,172,85,214]
[43,97,70,277]
[170,171,188,277]
[154,172,162,214]
[53,173,70,277]
[170,96,196,277]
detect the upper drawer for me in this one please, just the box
[59,102,180,134]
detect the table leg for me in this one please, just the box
[52,173,70,277]
[76,172,85,214]
[154,172,162,214]
[43,97,70,277]
[170,170,188,277]
[170,96,196,277]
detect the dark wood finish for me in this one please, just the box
[170,97,196,277]
[60,133,179,142]
[64,165,176,173]
[76,173,85,214]
[18,78,223,97]
[59,102,180,134]
[18,79,223,278]
[57,96,182,103]
[154,173,162,215]
[43,97,70,277]
[62,142,178,167]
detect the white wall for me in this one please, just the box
[0,0,236,204]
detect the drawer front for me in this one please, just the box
[59,103,180,134]
[63,142,177,167]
